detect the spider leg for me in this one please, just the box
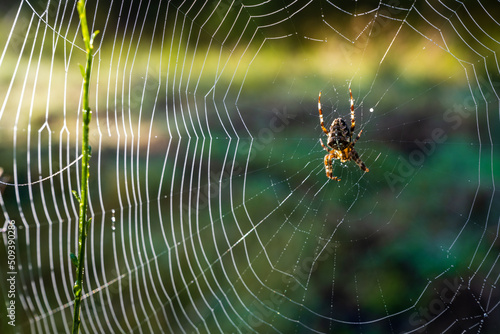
[324,152,341,181]
[318,91,329,135]
[352,129,363,145]
[349,88,355,134]
[320,138,330,152]
[349,148,369,172]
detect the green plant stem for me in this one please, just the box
[72,1,98,333]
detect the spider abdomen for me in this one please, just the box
[328,118,351,150]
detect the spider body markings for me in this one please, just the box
[319,88,369,181]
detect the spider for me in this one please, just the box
[319,88,369,181]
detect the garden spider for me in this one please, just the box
[319,88,369,181]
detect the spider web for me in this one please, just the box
[0,0,499,333]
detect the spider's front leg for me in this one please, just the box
[324,153,341,181]
[349,88,355,134]
[318,92,329,135]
